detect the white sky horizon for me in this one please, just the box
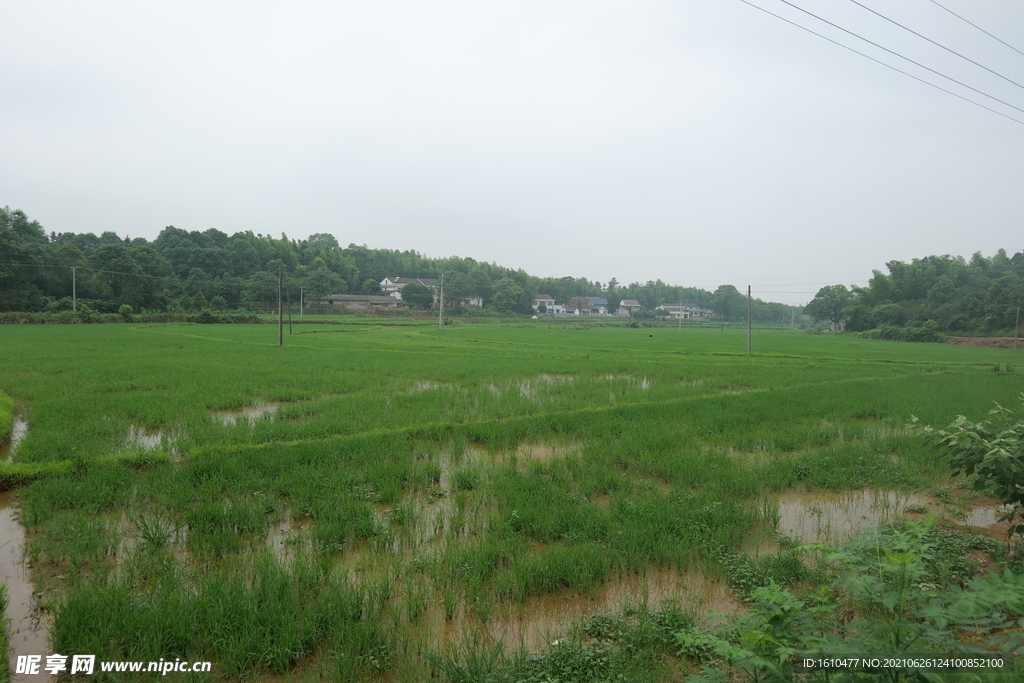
[4,1,1022,305]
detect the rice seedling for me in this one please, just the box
[3,322,1022,680]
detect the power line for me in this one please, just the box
[741,0,1024,126]
[927,0,1024,59]
[847,0,1024,93]
[770,0,1024,115]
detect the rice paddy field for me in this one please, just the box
[1,320,1023,681]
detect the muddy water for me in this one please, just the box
[416,566,739,651]
[1,492,51,683]
[966,501,1015,527]
[211,402,285,425]
[776,490,929,544]
[1,414,28,462]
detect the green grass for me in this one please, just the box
[0,321,1021,680]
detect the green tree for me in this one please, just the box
[804,284,853,327]
[305,269,345,300]
[711,285,745,321]
[401,283,434,309]
[491,277,524,313]
[442,271,475,306]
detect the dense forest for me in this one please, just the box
[0,206,793,321]
[804,250,1024,340]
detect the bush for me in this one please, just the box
[914,400,1024,536]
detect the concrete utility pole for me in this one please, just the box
[71,266,77,312]
[278,261,283,346]
[438,275,444,329]
[790,306,795,333]
[678,298,682,333]
[747,285,752,356]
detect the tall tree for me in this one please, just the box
[805,285,853,327]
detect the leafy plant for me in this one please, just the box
[913,397,1024,535]
[678,522,1024,682]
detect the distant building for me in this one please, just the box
[380,277,439,301]
[617,299,642,317]
[566,297,608,316]
[655,303,714,319]
[306,294,399,309]
[532,294,565,315]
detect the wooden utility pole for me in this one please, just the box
[71,266,77,312]
[278,261,283,346]
[747,285,752,356]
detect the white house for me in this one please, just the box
[655,302,714,319]
[380,277,439,301]
[532,294,564,315]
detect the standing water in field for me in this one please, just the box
[1,492,52,683]
[1,414,28,462]
[776,490,929,545]
[211,402,284,425]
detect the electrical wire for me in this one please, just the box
[740,0,1024,126]
[754,0,1024,121]
[927,0,1024,59]
[848,0,1024,93]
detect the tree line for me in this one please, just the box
[805,249,1024,340]
[1,206,794,320]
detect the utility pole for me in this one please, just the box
[747,285,752,356]
[678,298,682,333]
[278,261,283,346]
[71,266,77,312]
[287,286,293,335]
[299,287,303,319]
[438,274,444,329]
[790,307,795,333]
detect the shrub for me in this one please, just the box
[914,399,1024,536]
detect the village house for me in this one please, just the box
[616,299,642,317]
[532,294,565,315]
[566,296,608,316]
[379,277,438,301]
[381,277,483,308]
[655,302,714,319]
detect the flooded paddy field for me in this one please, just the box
[1,322,1023,681]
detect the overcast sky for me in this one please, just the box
[3,0,1022,304]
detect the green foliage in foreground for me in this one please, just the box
[680,522,1022,682]
[426,523,1023,683]
[916,398,1024,536]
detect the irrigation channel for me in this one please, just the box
[0,413,27,463]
